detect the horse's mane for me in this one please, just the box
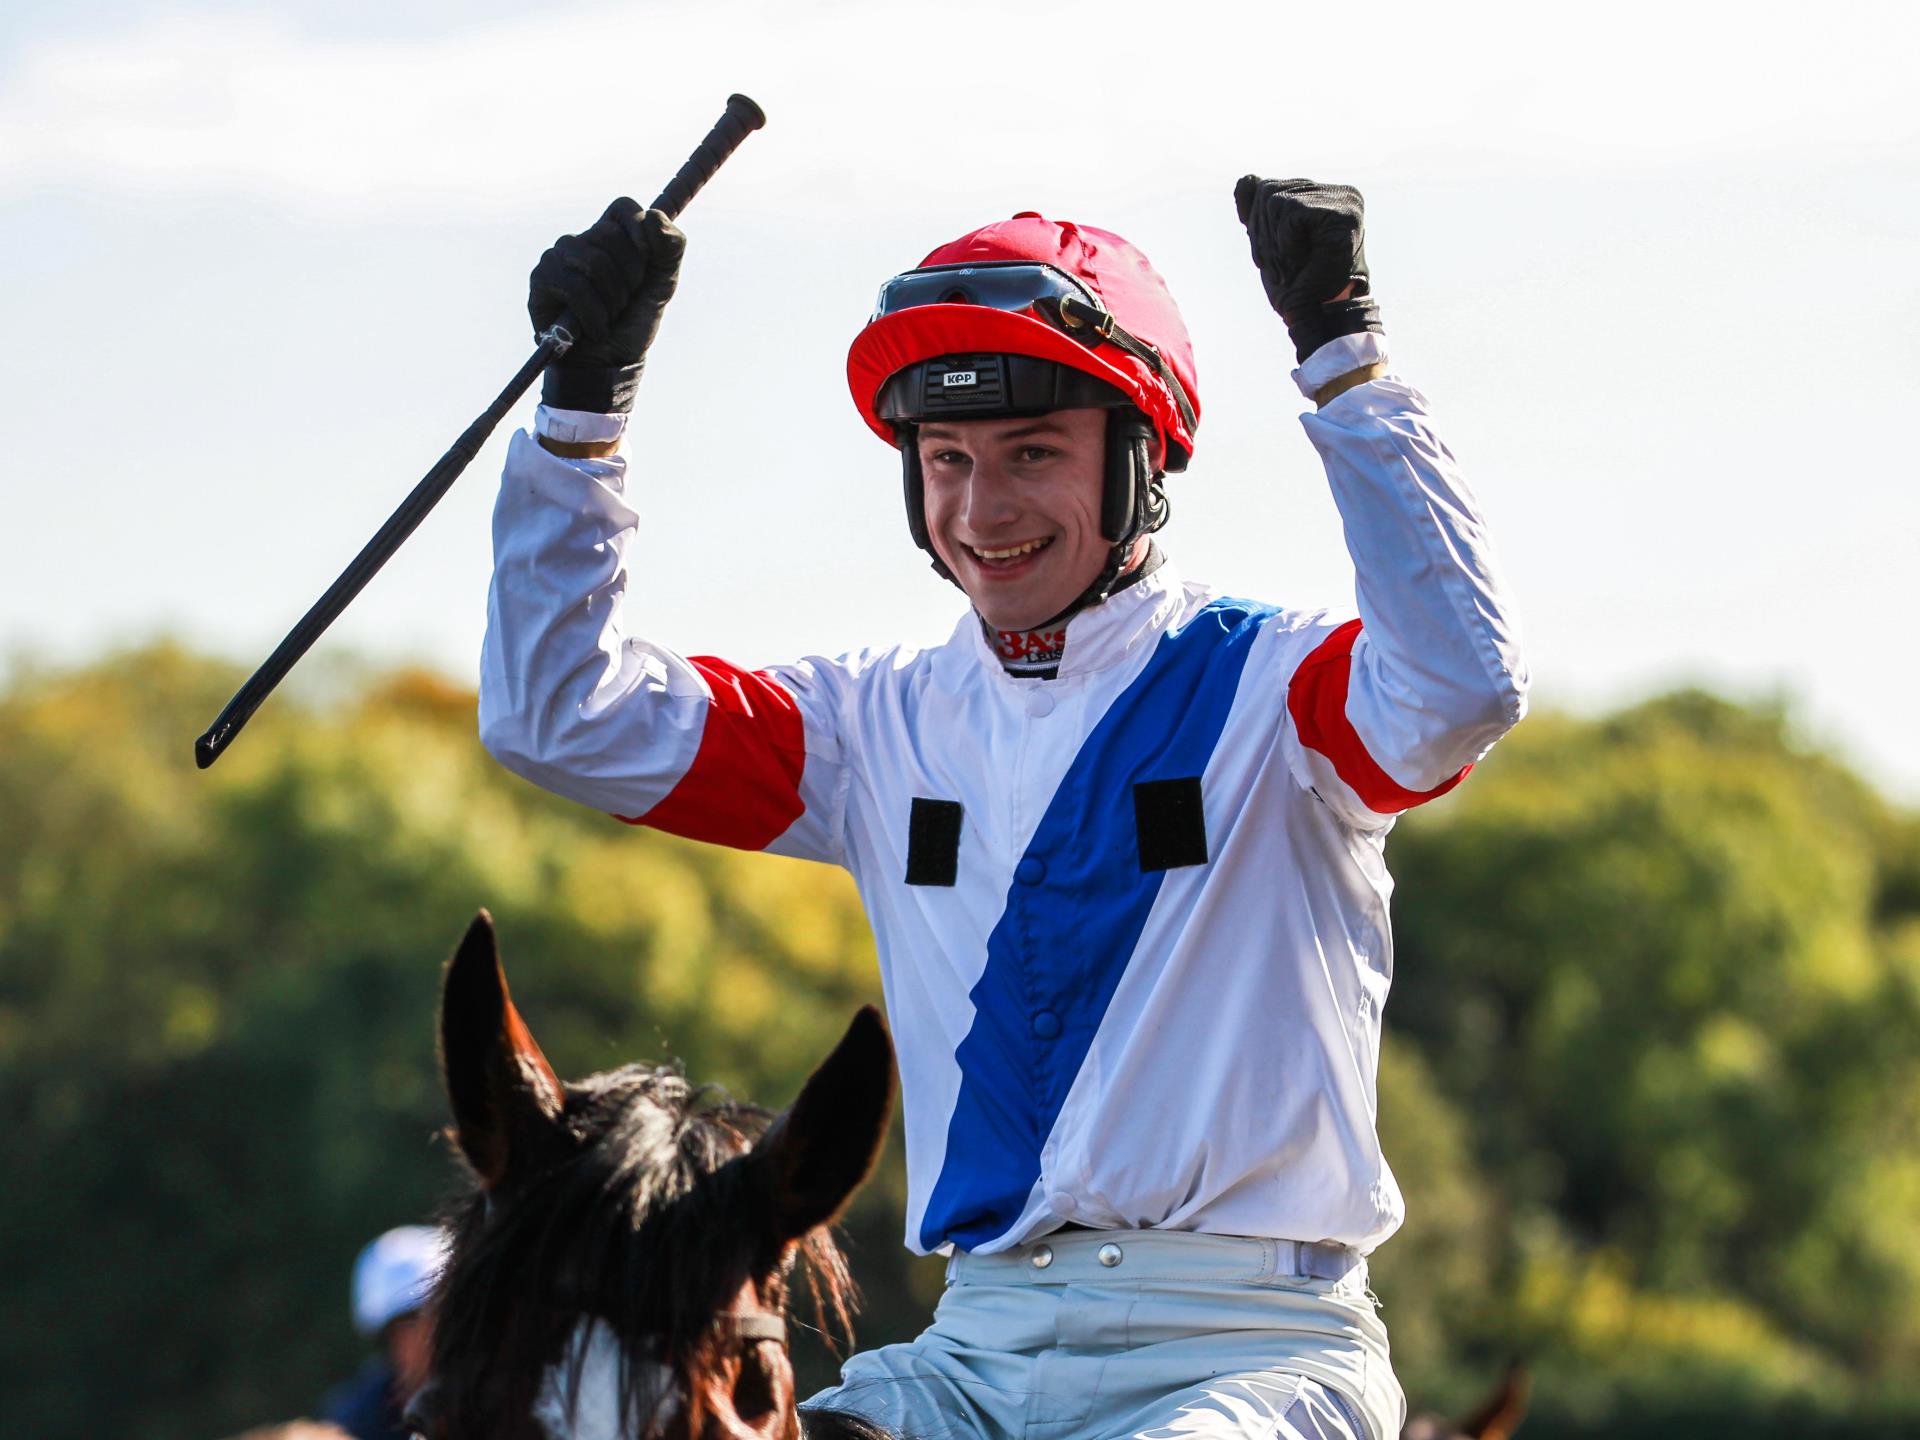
[429,1061,857,1440]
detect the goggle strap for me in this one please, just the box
[1046,297,1197,439]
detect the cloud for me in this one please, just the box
[3,0,1913,218]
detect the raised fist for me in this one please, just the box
[1233,176,1383,364]
[529,198,686,414]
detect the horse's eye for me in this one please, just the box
[731,1342,781,1423]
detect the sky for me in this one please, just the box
[1,0,1916,795]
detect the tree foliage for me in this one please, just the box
[1,652,1915,1436]
[1381,690,1920,1422]
[0,648,932,1438]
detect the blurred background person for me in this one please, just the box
[319,1225,447,1440]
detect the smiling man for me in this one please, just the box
[920,409,1115,623]
[479,181,1528,1440]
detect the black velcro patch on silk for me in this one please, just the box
[905,798,963,886]
[1133,778,1208,872]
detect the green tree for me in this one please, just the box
[4,653,1918,1438]
[0,648,925,1438]
[1387,690,1920,1410]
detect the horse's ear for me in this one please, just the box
[1456,1360,1530,1440]
[751,1005,895,1240]
[439,910,565,1190]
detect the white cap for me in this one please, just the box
[351,1225,449,1337]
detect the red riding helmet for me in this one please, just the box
[847,213,1201,596]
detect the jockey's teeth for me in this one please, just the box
[974,538,1052,561]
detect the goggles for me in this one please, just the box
[870,262,1197,438]
[872,262,1100,323]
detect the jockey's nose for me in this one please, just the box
[959,461,1023,534]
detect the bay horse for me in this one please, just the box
[409,911,1521,1440]
[408,911,896,1440]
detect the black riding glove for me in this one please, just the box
[528,198,686,414]
[1233,176,1384,365]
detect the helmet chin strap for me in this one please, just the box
[1026,405,1169,628]
[1025,535,1163,632]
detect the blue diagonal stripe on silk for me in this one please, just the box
[919,598,1278,1252]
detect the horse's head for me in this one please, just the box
[413,911,896,1440]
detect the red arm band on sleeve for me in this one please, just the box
[617,658,807,849]
[1286,618,1471,815]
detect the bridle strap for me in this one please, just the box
[715,1312,789,1347]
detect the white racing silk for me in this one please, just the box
[480,332,1528,1259]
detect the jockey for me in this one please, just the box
[479,180,1528,1440]
[321,1225,447,1440]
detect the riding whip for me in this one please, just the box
[194,93,767,770]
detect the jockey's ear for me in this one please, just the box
[750,1006,896,1241]
[438,910,565,1190]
